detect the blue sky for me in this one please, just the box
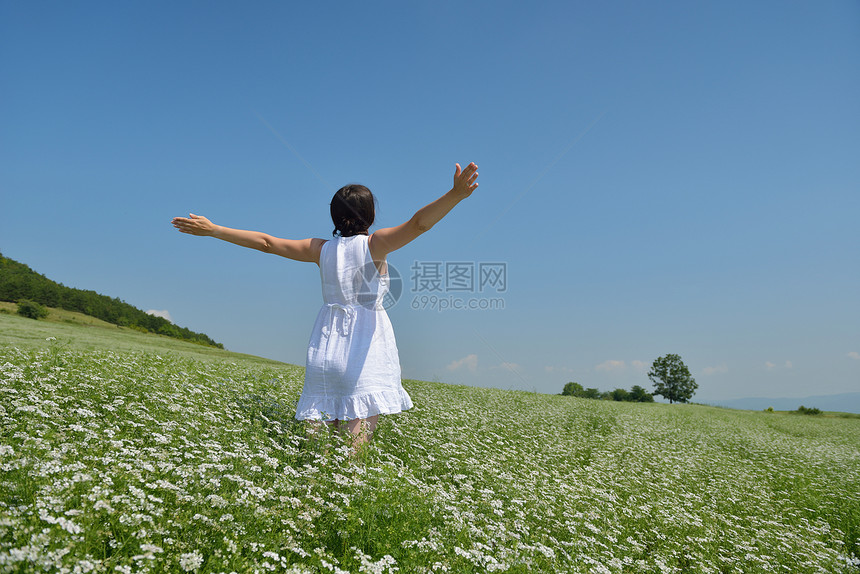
[2,1,858,402]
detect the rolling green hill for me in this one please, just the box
[0,304,270,364]
[0,253,222,348]
[1,314,859,573]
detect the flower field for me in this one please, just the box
[1,316,859,573]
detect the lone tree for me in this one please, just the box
[648,354,697,404]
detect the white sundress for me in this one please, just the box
[295,234,413,421]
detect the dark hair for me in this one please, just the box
[330,184,376,237]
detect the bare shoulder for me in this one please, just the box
[368,220,422,260]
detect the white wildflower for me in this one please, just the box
[205,494,228,508]
[179,551,204,571]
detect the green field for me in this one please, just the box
[1,311,859,573]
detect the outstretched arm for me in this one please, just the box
[368,162,478,259]
[172,214,325,264]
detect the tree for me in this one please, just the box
[561,382,584,396]
[648,354,697,404]
[562,382,607,400]
[629,385,655,403]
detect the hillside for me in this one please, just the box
[0,253,221,348]
[1,316,859,573]
[0,306,274,365]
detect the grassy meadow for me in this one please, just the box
[1,310,859,573]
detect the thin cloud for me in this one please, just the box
[146,309,173,323]
[848,351,860,360]
[545,365,576,374]
[702,364,728,376]
[595,360,625,373]
[447,354,478,372]
[764,361,792,370]
[631,360,648,372]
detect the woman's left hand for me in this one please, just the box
[452,162,479,198]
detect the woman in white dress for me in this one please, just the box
[172,162,479,448]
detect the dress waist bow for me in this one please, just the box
[324,303,357,337]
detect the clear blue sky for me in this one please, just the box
[2,1,858,402]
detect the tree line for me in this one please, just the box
[561,381,655,402]
[562,354,698,404]
[0,253,222,348]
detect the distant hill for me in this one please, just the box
[0,252,222,348]
[709,392,860,414]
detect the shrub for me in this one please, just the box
[795,405,822,416]
[16,299,48,320]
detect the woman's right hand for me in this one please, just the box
[452,162,479,198]
[172,213,217,236]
